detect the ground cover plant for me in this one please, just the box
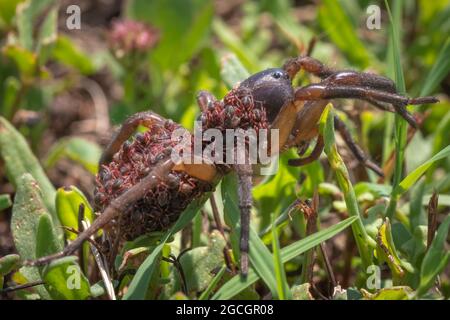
[0,0,449,300]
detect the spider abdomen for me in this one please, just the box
[94,121,211,241]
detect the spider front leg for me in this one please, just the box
[99,111,167,166]
[283,55,335,79]
[30,159,176,266]
[294,84,438,128]
[288,134,324,167]
[285,100,383,176]
[333,116,384,176]
[285,55,397,93]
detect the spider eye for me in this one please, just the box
[272,71,284,79]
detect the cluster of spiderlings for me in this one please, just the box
[109,19,159,58]
[94,120,211,241]
[199,87,269,166]
[200,87,269,132]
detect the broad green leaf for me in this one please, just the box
[397,145,450,194]
[0,193,12,211]
[1,76,21,119]
[37,7,58,47]
[90,282,106,298]
[37,6,58,64]
[16,1,33,50]
[361,286,413,300]
[291,283,314,300]
[52,36,95,75]
[212,216,357,300]
[0,254,20,275]
[0,117,58,221]
[3,45,37,79]
[11,173,55,299]
[417,215,450,296]
[36,213,63,259]
[15,0,56,50]
[0,0,25,26]
[42,256,90,300]
[179,230,226,292]
[354,182,392,198]
[45,137,102,175]
[123,193,211,300]
[318,0,372,68]
[375,219,414,284]
[55,186,94,240]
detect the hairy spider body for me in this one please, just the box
[32,56,438,277]
[94,120,212,241]
[94,87,269,242]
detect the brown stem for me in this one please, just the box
[427,191,439,249]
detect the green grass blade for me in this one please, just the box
[44,137,102,175]
[220,53,250,88]
[384,0,408,220]
[198,264,226,300]
[0,117,57,218]
[318,0,373,68]
[419,37,450,96]
[319,105,374,269]
[416,215,450,297]
[213,19,259,73]
[212,216,357,300]
[221,173,279,298]
[396,145,450,194]
[123,194,210,300]
[271,213,291,300]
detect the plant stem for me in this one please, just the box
[385,0,407,220]
[320,105,374,271]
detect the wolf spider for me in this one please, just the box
[31,55,438,276]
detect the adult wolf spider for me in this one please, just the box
[32,55,438,276]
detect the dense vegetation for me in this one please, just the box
[0,0,449,300]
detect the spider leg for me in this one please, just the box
[294,84,439,128]
[282,100,328,151]
[99,111,167,166]
[234,162,253,276]
[362,97,396,113]
[288,135,324,166]
[333,116,384,177]
[284,56,398,93]
[283,55,334,79]
[29,158,176,266]
[322,70,397,93]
